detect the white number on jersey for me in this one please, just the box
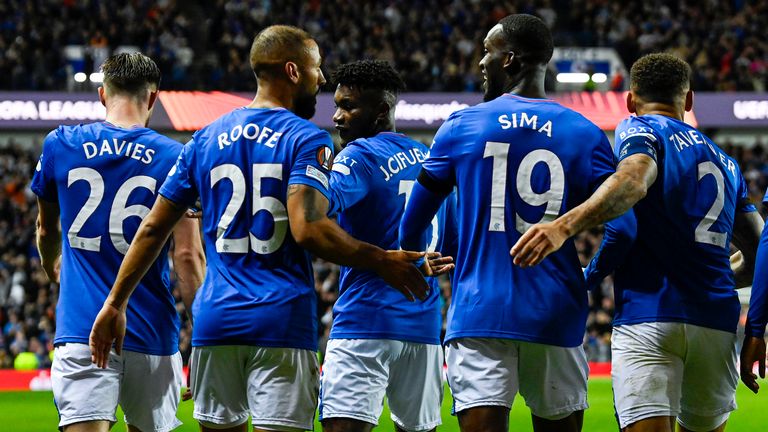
[694,161,727,248]
[484,142,565,233]
[67,168,156,254]
[399,180,439,252]
[211,163,287,254]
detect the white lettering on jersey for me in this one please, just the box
[82,139,155,164]
[377,147,428,182]
[498,113,553,137]
[218,123,284,150]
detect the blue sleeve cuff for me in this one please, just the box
[400,180,446,252]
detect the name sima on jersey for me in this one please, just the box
[378,147,428,182]
[498,112,553,138]
[83,139,155,164]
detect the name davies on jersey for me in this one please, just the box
[82,139,155,164]
[498,112,553,137]
[378,147,429,182]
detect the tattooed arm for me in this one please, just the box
[511,153,658,267]
[286,184,430,301]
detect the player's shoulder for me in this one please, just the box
[195,107,330,147]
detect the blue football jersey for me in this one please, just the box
[30,122,183,355]
[328,132,456,345]
[420,94,615,347]
[159,107,335,351]
[610,114,755,333]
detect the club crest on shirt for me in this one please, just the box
[316,146,333,170]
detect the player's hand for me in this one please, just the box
[740,335,766,394]
[510,221,569,267]
[185,209,202,219]
[53,256,61,284]
[421,252,454,276]
[89,303,126,369]
[376,250,430,302]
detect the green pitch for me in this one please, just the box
[1,378,767,431]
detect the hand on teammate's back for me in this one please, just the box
[89,303,127,369]
[740,336,766,393]
[376,250,431,301]
[510,220,569,267]
[422,251,454,276]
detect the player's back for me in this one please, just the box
[329,132,454,344]
[160,108,335,351]
[31,122,182,355]
[612,115,754,332]
[428,94,615,347]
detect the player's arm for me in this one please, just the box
[740,213,768,393]
[36,197,61,283]
[583,210,637,290]
[90,196,186,368]
[287,184,429,301]
[400,173,451,253]
[171,216,205,324]
[731,210,763,288]
[512,152,657,267]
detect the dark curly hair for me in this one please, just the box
[331,60,406,94]
[101,52,161,96]
[498,14,553,65]
[630,53,691,105]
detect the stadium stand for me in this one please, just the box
[0,0,765,92]
[0,136,766,368]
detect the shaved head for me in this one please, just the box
[249,25,314,79]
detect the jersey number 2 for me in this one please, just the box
[695,161,727,248]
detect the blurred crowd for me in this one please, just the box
[0,133,766,369]
[0,0,766,92]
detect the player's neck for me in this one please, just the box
[505,73,546,99]
[104,99,148,129]
[249,81,295,111]
[635,103,685,121]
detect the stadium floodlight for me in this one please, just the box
[591,73,608,83]
[89,72,104,83]
[74,72,87,83]
[556,72,590,83]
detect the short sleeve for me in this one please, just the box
[735,173,755,213]
[328,145,372,214]
[30,129,59,202]
[158,139,199,207]
[614,117,662,164]
[421,114,457,188]
[589,128,616,193]
[288,130,335,203]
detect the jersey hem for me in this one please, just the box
[328,332,440,345]
[443,330,582,348]
[54,336,180,356]
[191,338,317,351]
[613,316,737,334]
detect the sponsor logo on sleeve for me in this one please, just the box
[306,165,329,189]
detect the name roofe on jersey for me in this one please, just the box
[216,121,284,150]
[82,138,155,164]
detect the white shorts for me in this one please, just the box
[445,338,588,420]
[189,345,319,431]
[51,343,183,432]
[319,339,443,431]
[612,322,738,431]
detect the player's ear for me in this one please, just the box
[98,87,106,107]
[376,101,390,124]
[626,91,637,114]
[684,90,693,112]
[502,51,521,76]
[147,89,159,111]
[285,62,300,85]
